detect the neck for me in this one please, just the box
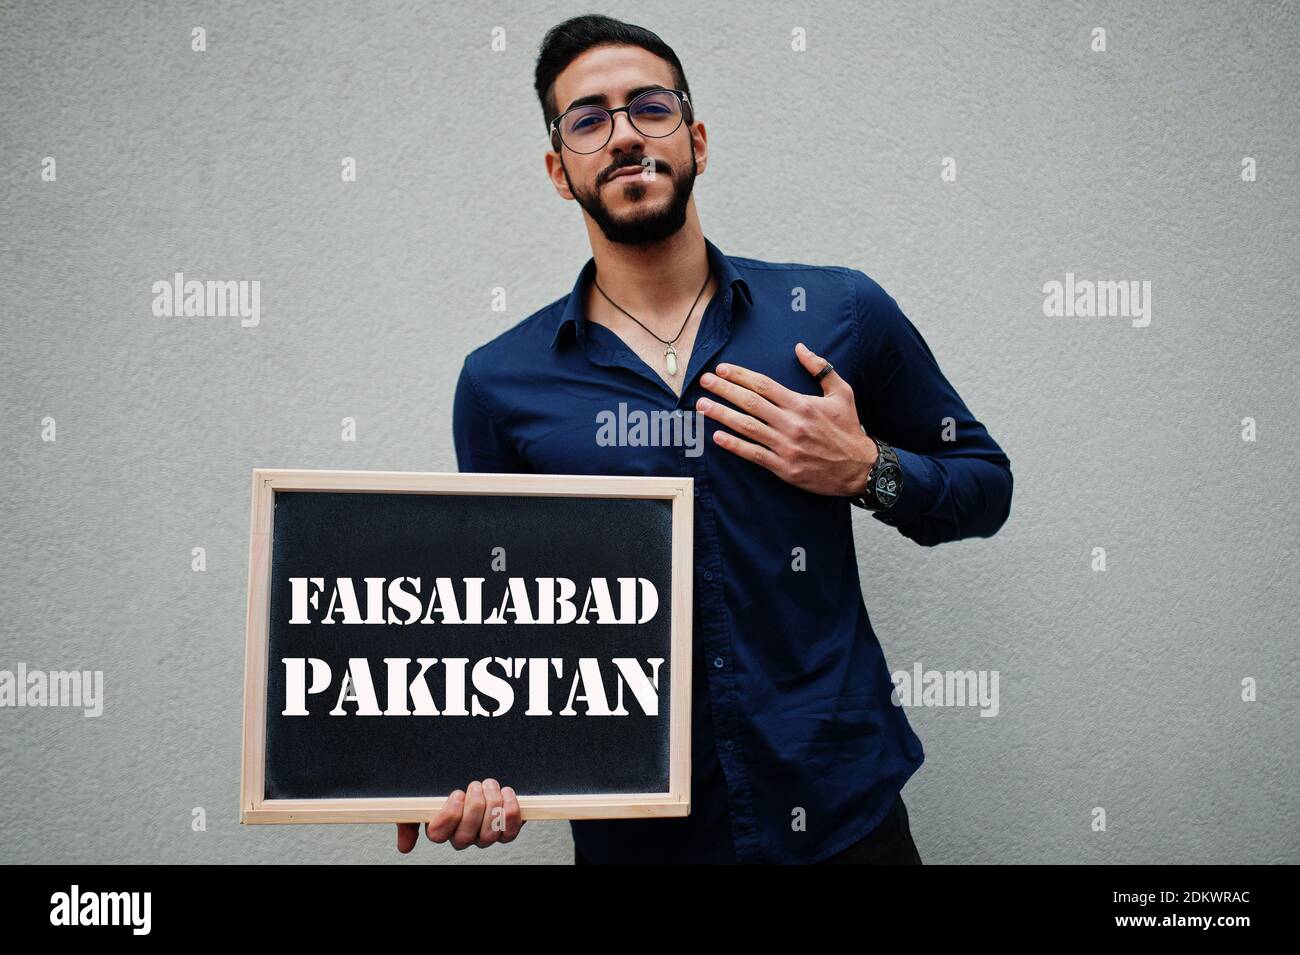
[585,213,712,331]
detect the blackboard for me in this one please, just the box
[240,469,693,825]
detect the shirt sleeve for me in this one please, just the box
[847,269,1013,547]
[451,355,529,474]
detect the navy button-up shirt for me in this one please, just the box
[451,237,1013,863]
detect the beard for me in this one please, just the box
[564,142,697,246]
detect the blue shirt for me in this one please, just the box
[451,237,1013,863]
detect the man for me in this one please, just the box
[396,14,1013,864]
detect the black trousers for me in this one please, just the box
[574,793,923,865]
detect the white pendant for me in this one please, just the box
[665,346,678,375]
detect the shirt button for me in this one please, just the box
[724,740,735,752]
[713,657,724,669]
[702,569,712,580]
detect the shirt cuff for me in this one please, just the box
[870,445,943,527]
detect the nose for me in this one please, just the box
[607,108,644,147]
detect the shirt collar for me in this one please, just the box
[549,236,753,350]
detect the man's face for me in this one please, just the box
[544,44,706,245]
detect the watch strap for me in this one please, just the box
[851,436,902,510]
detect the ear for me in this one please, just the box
[689,117,708,176]
[544,150,574,201]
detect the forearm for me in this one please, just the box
[869,444,1014,546]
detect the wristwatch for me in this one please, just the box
[851,435,903,511]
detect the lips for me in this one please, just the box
[608,165,647,181]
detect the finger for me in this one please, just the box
[695,393,784,453]
[396,822,420,854]
[451,780,486,850]
[796,342,846,397]
[477,778,506,847]
[425,789,466,844]
[711,428,787,478]
[711,361,803,410]
[699,366,788,428]
[498,785,525,843]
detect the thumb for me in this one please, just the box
[796,341,841,396]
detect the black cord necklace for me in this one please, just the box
[592,264,712,377]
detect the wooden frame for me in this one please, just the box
[239,468,693,825]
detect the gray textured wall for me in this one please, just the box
[2,0,1296,864]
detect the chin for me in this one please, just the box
[611,187,670,210]
[612,205,668,226]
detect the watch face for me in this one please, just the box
[873,465,901,506]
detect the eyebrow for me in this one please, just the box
[561,85,670,114]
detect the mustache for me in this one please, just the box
[604,158,671,182]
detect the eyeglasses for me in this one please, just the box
[550,88,692,154]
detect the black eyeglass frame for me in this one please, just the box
[549,88,694,154]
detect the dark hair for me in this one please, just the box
[534,14,692,139]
